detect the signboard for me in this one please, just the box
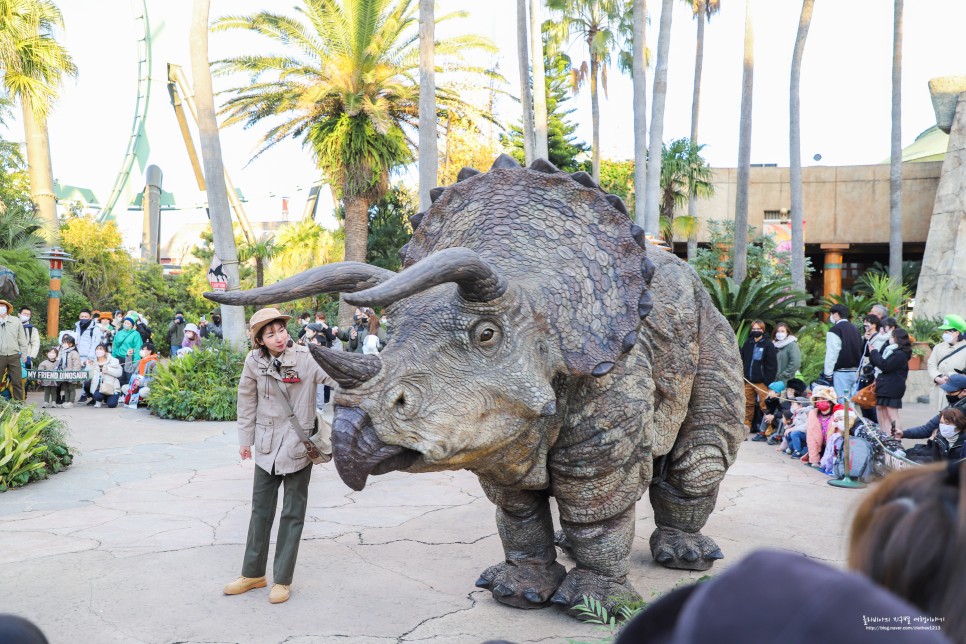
[207,255,228,292]
[762,218,806,254]
[27,370,88,383]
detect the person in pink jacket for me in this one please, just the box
[805,387,838,467]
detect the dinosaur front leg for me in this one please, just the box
[550,505,642,614]
[475,480,566,609]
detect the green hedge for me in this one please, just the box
[0,401,74,492]
[148,340,246,421]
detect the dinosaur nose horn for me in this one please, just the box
[307,343,381,389]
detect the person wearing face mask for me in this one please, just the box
[200,313,223,341]
[62,309,99,365]
[86,344,123,408]
[335,307,386,354]
[896,373,966,444]
[0,298,29,401]
[94,315,115,351]
[17,307,40,369]
[823,304,864,399]
[37,347,60,408]
[167,311,187,357]
[740,319,778,434]
[772,322,801,385]
[112,317,144,385]
[804,387,838,467]
[122,342,159,405]
[896,408,966,463]
[868,327,912,437]
[55,335,82,408]
[927,314,966,410]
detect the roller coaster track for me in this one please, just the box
[99,0,150,222]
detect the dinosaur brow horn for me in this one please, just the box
[204,262,396,306]
[344,247,507,308]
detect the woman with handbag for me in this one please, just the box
[868,327,912,438]
[86,344,123,408]
[854,315,887,422]
[224,308,335,605]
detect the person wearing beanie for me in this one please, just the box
[753,381,788,443]
[111,316,143,385]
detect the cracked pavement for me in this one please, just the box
[0,394,936,643]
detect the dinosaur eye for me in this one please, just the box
[479,328,495,342]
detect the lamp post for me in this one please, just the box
[38,248,75,338]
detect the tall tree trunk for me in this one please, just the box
[190,0,246,348]
[733,0,754,283]
[340,195,371,325]
[643,0,674,237]
[889,0,903,280]
[418,0,437,211]
[517,0,535,164]
[590,54,601,183]
[686,4,706,261]
[21,103,58,240]
[789,0,814,293]
[632,0,648,227]
[529,0,549,160]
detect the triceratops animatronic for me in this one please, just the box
[207,155,745,614]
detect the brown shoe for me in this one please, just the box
[223,576,267,595]
[269,584,290,604]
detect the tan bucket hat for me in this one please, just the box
[0,299,13,312]
[249,308,291,341]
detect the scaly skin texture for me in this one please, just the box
[218,157,746,617]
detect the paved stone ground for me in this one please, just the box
[0,393,936,644]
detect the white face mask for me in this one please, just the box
[939,423,959,440]
[95,350,105,357]
[775,332,788,341]
[19,314,29,323]
[0,306,7,315]
[943,331,958,345]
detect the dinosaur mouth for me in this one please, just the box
[331,406,421,491]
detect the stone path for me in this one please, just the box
[0,394,936,643]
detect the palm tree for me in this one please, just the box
[684,0,720,258]
[889,0,903,280]
[658,138,713,245]
[789,0,814,292]
[642,0,674,237]
[733,0,754,283]
[191,0,246,347]
[213,0,493,323]
[517,0,535,164]
[0,0,77,238]
[239,234,283,288]
[630,0,647,227]
[272,217,344,279]
[530,0,549,160]
[418,0,437,210]
[546,0,626,183]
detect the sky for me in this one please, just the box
[3,0,966,236]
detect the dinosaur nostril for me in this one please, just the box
[395,393,406,409]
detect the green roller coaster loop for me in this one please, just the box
[99,0,151,222]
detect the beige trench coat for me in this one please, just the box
[237,343,335,475]
[928,339,966,409]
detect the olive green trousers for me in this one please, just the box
[241,463,312,585]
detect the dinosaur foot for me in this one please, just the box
[649,526,724,571]
[549,568,642,617]
[475,560,566,609]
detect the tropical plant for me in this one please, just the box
[59,212,134,308]
[852,273,911,318]
[907,316,944,346]
[213,0,496,289]
[0,401,71,491]
[545,0,627,183]
[504,51,590,173]
[641,0,675,238]
[0,0,78,235]
[658,138,714,244]
[865,260,921,297]
[733,0,754,282]
[691,219,814,285]
[149,340,246,421]
[684,0,721,257]
[822,291,874,324]
[440,113,503,186]
[700,274,815,344]
[796,320,830,384]
[889,0,903,280]
[238,234,283,289]
[365,185,414,272]
[789,0,814,292]
[597,159,636,208]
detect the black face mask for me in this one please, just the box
[948,394,962,405]
[749,330,763,339]
[78,319,92,330]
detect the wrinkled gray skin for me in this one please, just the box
[207,155,744,616]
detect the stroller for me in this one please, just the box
[850,416,920,476]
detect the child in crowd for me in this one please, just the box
[122,341,159,407]
[780,397,813,458]
[753,381,786,443]
[37,347,59,408]
[56,335,82,408]
[805,386,838,467]
[182,323,202,351]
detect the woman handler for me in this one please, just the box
[224,308,334,604]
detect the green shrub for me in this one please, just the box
[907,315,945,345]
[796,320,832,384]
[0,401,73,492]
[148,340,246,421]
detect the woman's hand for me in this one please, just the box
[239,446,252,460]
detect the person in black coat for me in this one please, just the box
[868,327,911,436]
[740,319,778,433]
